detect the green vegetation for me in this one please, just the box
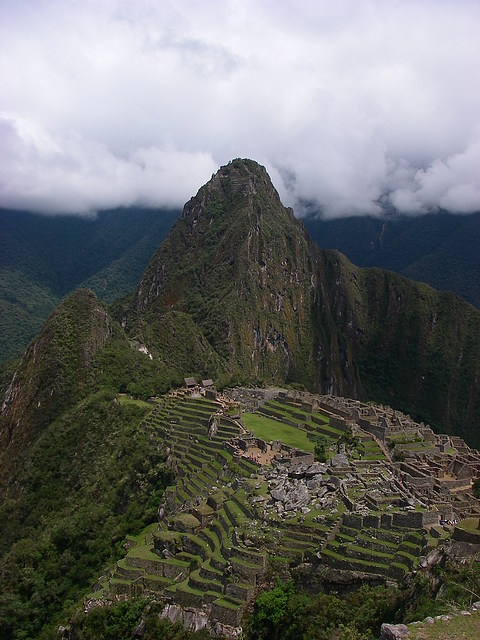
[249,581,400,640]
[313,435,328,462]
[456,518,480,534]
[249,563,480,640]
[71,599,210,639]
[0,207,179,363]
[303,210,480,312]
[242,412,315,451]
[3,160,480,640]
[407,611,480,640]
[0,387,172,638]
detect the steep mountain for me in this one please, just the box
[2,159,480,639]
[3,201,480,367]
[0,289,113,461]
[124,158,480,446]
[125,160,356,393]
[303,211,480,309]
[0,207,179,363]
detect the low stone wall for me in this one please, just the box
[453,525,480,544]
[173,589,205,609]
[392,510,438,528]
[401,462,430,479]
[343,513,363,529]
[364,514,381,528]
[109,581,132,596]
[211,601,243,627]
[225,581,256,603]
[259,405,304,427]
[330,416,348,431]
[437,478,471,490]
[322,552,391,577]
[343,510,438,530]
[403,474,435,490]
[318,402,350,419]
[222,542,266,569]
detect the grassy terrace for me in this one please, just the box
[242,412,315,451]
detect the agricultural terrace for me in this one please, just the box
[241,412,316,452]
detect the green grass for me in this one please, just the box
[407,610,480,639]
[457,518,480,534]
[118,395,153,409]
[242,412,315,452]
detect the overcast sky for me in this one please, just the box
[1,0,480,218]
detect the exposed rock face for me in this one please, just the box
[380,623,410,639]
[160,604,242,639]
[123,158,480,446]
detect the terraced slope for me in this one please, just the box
[93,390,441,635]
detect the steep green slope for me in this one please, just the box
[0,270,60,362]
[125,159,480,446]
[127,159,359,392]
[355,269,480,443]
[0,289,114,455]
[0,207,179,363]
[0,390,171,639]
[0,289,180,639]
[303,211,480,309]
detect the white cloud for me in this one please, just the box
[1,0,479,216]
[0,113,217,213]
[389,135,480,214]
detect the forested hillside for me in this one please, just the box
[303,211,480,309]
[2,203,480,367]
[0,207,179,362]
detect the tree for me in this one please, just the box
[313,436,328,463]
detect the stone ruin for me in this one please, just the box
[90,385,480,638]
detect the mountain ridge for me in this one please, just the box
[120,158,480,446]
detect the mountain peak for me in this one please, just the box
[1,289,113,454]
[179,158,286,227]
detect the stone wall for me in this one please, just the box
[211,601,243,627]
[391,511,438,528]
[358,419,387,443]
[453,525,480,544]
[318,401,349,419]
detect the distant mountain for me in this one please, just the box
[0,207,179,362]
[303,211,480,310]
[121,159,480,446]
[2,199,479,367]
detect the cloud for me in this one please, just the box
[1,0,479,217]
[389,136,480,214]
[0,114,217,214]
